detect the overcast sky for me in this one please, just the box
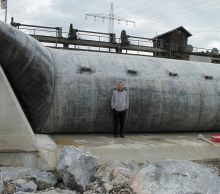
[1,0,220,52]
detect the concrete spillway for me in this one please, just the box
[1,20,220,133]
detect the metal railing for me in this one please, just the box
[18,27,220,58]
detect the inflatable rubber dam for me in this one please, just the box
[1,20,220,170]
[1,20,220,134]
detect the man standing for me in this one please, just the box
[111,82,129,138]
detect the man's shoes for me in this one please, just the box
[120,134,125,138]
[114,134,118,138]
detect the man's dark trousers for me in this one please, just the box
[113,109,126,136]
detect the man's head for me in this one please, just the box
[117,82,124,91]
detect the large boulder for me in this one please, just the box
[129,159,220,194]
[56,146,98,192]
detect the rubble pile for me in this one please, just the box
[0,146,220,194]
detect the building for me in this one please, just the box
[153,26,192,58]
[153,26,220,64]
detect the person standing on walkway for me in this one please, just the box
[111,82,129,138]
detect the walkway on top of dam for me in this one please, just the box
[39,132,220,165]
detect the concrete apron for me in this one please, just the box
[1,132,220,171]
[0,65,220,170]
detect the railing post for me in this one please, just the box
[99,36,100,51]
[55,30,58,48]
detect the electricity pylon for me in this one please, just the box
[85,2,135,34]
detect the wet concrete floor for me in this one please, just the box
[48,132,220,165]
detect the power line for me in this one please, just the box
[136,1,219,25]
[80,0,206,33]
[79,0,212,30]
[89,1,138,33]
[78,3,111,29]
[114,0,155,15]
[79,1,136,31]
[136,2,220,26]
[136,0,212,23]
[116,0,174,17]
[114,0,136,10]
[85,2,135,34]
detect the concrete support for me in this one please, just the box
[0,66,38,152]
[0,65,58,170]
[63,43,69,49]
[0,135,57,171]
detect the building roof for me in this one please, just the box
[153,26,192,39]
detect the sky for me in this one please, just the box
[1,0,220,53]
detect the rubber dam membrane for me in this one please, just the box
[1,20,220,169]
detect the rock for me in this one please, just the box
[13,179,27,189]
[112,173,129,186]
[95,186,102,193]
[0,167,40,182]
[3,178,12,186]
[112,167,132,179]
[19,181,37,192]
[36,189,77,194]
[15,192,29,194]
[0,181,3,194]
[94,160,126,179]
[102,183,113,192]
[56,181,65,189]
[122,159,139,171]
[35,171,58,190]
[95,159,138,188]
[100,176,111,184]
[4,183,16,194]
[56,146,98,192]
[129,159,220,194]
[83,191,93,194]
[0,171,4,194]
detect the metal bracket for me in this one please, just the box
[127,69,137,74]
[169,72,178,77]
[205,75,213,79]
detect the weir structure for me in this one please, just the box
[0,21,220,169]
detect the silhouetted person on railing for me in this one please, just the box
[68,24,77,40]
